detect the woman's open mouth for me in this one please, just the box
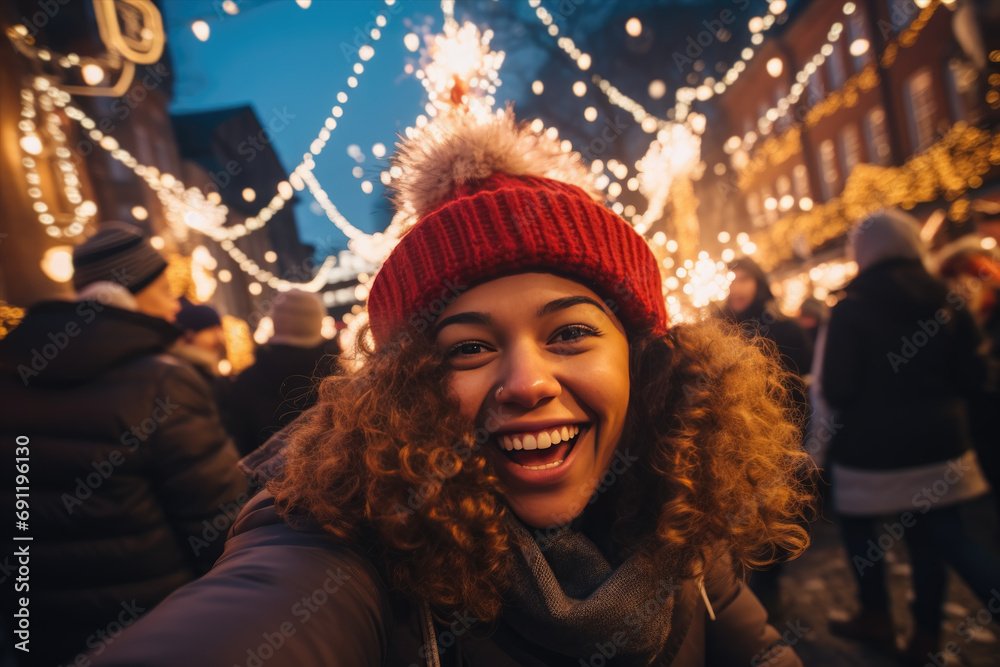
[495,424,588,471]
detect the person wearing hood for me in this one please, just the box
[225,289,340,457]
[723,256,814,381]
[0,223,248,667]
[820,209,999,665]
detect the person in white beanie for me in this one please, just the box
[821,209,999,664]
[226,289,340,456]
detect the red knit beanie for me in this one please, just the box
[367,111,666,346]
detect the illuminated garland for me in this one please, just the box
[754,123,1000,270]
[735,1,939,185]
[0,302,26,341]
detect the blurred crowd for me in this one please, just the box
[1,208,999,666]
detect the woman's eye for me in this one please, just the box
[447,341,489,357]
[551,325,600,344]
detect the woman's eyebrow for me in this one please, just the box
[433,311,494,336]
[537,296,609,318]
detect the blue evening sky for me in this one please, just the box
[161,0,543,253]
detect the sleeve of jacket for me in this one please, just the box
[89,505,391,666]
[704,561,803,667]
[821,300,864,408]
[145,357,249,572]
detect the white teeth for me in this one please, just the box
[522,459,565,471]
[498,425,582,452]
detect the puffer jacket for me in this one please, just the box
[90,438,802,667]
[822,258,989,470]
[0,300,248,666]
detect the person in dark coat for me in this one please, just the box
[91,110,809,666]
[723,256,814,379]
[820,209,999,664]
[170,297,235,430]
[0,223,248,667]
[226,289,339,456]
[721,255,814,615]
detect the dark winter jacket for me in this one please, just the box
[724,258,814,378]
[821,258,989,470]
[91,438,802,667]
[0,300,249,666]
[225,340,339,456]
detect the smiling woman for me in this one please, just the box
[91,110,811,667]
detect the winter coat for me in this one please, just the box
[0,300,249,666]
[724,257,814,378]
[821,258,989,470]
[90,438,802,667]
[225,341,340,456]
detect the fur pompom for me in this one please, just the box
[389,108,599,226]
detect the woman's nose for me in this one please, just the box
[496,344,562,409]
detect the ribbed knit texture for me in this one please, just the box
[368,174,665,345]
[72,222,167,294]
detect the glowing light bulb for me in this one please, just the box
[625,18,642,37]
[766,58,783,78]
[404,33,420,52]
[849,38,869,56]
[81,64,104,85]
[191,20,210,41]
[242,188,256,202]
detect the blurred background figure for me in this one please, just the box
[226,289,339,457]
[796,297,827,349]
[724,256,814,381]
[170,297,233,428]
[820,209,999,665]
[721,255,815,619]
[172,297,227,380]
[0,222,247,666]
[934,236,1000,524]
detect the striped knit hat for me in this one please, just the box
[72,222,168,294]
[366,110,666,346]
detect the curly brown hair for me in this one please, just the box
[271,317,813,622]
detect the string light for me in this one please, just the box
[18,85,96,238]
[755,122,1000,269]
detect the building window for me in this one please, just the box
[792,164,811,199]
[864,106,892,165]
[808,69,826,106]
[840,124,862,177]
[828,41,846,90]
[848,9,873,71]
[905,68,937,152]
[946,58,979,124]
[819,139,839,200]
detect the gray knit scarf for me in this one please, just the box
[502,515,682,665]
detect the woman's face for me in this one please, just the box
[434,273,631,529]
